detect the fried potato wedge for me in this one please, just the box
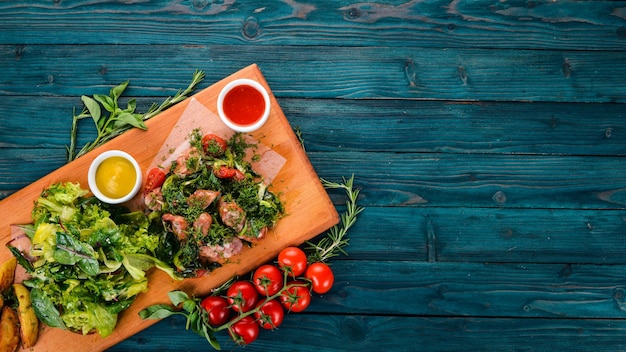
[0,257,16,293]
[0,306,19,352]
[14,283,39,348]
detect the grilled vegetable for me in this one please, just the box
[0,257,16,293]
[14,283,39,348]
[0,306,19,352]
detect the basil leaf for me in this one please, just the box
[202,326,221,350]
[182,299,196,313]
[110,80,129,101]
[81,95,101,126]
[114,112,147,130]
[93,94,116,113]
[138,304,179,320]
[126,98,137,113]
[168,290,190,306]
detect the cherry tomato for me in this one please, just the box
[144,168,166,193]
[200,296,230,327]
[305,262,335,294]
[278,246,307,277]
[214,165,245,181]
[202,134,227,157]
[226,281,259,313]
[254,299,285,330]
[253,264,284,296]
[229,316,259,345]
[280,281,311,313]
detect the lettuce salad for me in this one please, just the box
[10,182,176,337]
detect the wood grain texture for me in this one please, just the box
[2,45,626,102]
[110,313,626,352]
[309,152,626,209]
[0,64,339,352]
[3,97,626,155]
[1,1,625,50]
[2,0,626,350]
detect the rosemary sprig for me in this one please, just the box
[66,70,205,162]
[305,175,363,263]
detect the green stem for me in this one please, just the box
[210,280,309,333]
[305,175,363,263]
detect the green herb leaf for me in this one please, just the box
[305,175,363,263]
[7,245,34,273]
[93,94,116,113]
[203,325,222,350]
[80,95,101,125]
[168,290,190,306]
[54,231,99,276]
[30,288,67,329]
[126,98,137,112]
[110,80,129,101]
[114,112,147,130]
[138,304,179,320]
[67,70,204,162]
[182,299,197,313]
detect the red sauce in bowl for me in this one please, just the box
[222,84,266,126]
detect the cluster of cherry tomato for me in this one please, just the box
[198,246,335,346]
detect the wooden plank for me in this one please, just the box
[2,45,626,102]
[429,207,626,264]
[285,99,626,155]
[315,261,626,319]
[2,1,626,51]
[3,97,626,156]
[0,64,339,352]
[110,306,626,351]
[310,152,626,209]
[5,149,626,210]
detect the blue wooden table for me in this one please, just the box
[3,1,626,351]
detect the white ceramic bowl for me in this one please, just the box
[87,150,142,204]
[217,78,271,133]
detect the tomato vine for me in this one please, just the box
[139,175,362,349]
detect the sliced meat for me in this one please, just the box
[173,147,202,178]
[193,212,213,236]
[199,237,244,264]
[187,189,220,209]
[144,187,164,212]
[217,197,246,233]
[162,214,188,241]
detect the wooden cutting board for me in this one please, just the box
[0,64,339,352]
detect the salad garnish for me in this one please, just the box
[8,182,176,337]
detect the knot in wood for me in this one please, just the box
[492,190,507,205]
[345,7,361,20]
[242,17,261,40]
[14,45,25,60]
[339,316,366,342]
[192,0,209,11]
[614,288,625,302]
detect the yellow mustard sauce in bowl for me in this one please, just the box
[88,150,142,204]
[95,156,137,199]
